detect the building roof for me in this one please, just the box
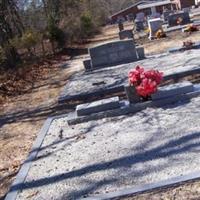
[137,0,173,9]
[110,0,154,18]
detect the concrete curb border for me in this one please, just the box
[82,171,200,200]
[4,114,68,200]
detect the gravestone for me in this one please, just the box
[183,7,190,13]
[148,18,163,39]
[118,21,124,31]
[136,12,145,22]
[119,30,134,40]
[89,39,138,69]
[76,96,120,116]
[127,14,134,21]
[168,12,191,27]
[135,19,144,31]
[163,10,174,21]
[151,12,161,19]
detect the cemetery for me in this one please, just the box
[7,43,200,199]
[4,1,200,200]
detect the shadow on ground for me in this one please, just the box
[10,130,200,199]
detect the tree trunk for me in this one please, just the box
[0,0,23,68]
[41,40,46,57]
[4,45,20,68]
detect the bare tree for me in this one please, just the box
[0,0,23,67]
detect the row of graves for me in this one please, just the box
[129,9,200,40]
[6,22,200,200]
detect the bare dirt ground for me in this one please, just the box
[88,22,200,55]
[1,21,200,200]
[0,54,85,199]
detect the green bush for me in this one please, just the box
[11,30,41,52]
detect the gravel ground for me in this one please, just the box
[60,49,200,101]
[16,95,200,200]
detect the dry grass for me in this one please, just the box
[0,54,84,199]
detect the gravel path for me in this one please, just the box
[16,95,200,200]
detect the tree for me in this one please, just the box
[0,0,23,67]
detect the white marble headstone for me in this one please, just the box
[148,18,163,40]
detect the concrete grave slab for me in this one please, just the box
[59,50,200,104]
[68,84,200,125]
[76,97,120,116]
[151,81,194,100]
[10,95,200,200]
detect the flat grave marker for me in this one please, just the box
[76,96,120,116]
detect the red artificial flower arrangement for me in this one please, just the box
[129,65,163,98]
[185,24,199,33]
[183,40,194,49]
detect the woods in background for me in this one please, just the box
[0,0,137,68]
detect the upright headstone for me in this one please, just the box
[136,12,145,22]
[148,18,163,40]
[163,10,174,21]
[118,21,124,31]
[183,7,190,13]
[135,19,144,31]
[89,39,138,69]
[168,12,191,27]
[151,12,161,19]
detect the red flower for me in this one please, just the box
[128,65,163,98]
[128,65,144,85]
[144,70,163,84]
[136,79,157,97]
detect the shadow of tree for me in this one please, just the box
[10,131,200,199]
[0,102,73,128]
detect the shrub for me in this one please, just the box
[11,30,41,53]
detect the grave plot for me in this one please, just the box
[59,49,200,104]
[67,81,200,125]
[11,95,200,200]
